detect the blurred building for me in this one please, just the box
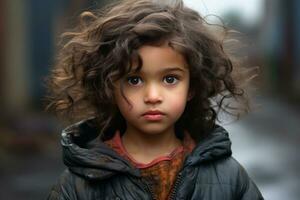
[0,1,4,108]
[0,0,109,115]
[260,0,300,103]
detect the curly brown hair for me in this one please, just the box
[45,0,256,142]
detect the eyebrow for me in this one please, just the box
[160,67,186,73]
[129,66,186,75]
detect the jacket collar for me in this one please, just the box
[61,118,140,180]
[61,118,232,180]
[184,125,232,167]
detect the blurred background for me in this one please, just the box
[0,0,299,199]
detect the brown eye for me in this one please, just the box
[127,76,142,85]
[163,75,179,84]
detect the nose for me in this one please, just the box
[143,83,163,104]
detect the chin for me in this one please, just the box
[138,124,172,135]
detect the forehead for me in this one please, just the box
[131,43,188,73]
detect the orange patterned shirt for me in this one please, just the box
[104,131,196,200]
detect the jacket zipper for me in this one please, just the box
[140,177,157,200]
[139,163,186,200]
[168,172,183,200]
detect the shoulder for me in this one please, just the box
[212,156,264,199]
[213,157,252,185]
[181,156,264,200]
[215,157,248,178]
[190,156,263,200]
[194,156,248,185]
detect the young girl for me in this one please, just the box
[46,0,263,199]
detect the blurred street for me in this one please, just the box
[224,96,300,200]
[0,96,299,199]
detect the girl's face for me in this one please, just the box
[114,43,191,136]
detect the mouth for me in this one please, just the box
[143,110,164,115]
[142,110,165,121]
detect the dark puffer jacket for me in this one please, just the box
[47,119,264,200]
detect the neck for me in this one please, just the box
[121,125,182,157]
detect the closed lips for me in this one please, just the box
[142,111,165,115]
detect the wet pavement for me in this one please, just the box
[1,96,299,199]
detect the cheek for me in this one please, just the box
[114,91,140,117]
[168,94,188,117]
[167,83,189,113]
[115,95,130,113]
